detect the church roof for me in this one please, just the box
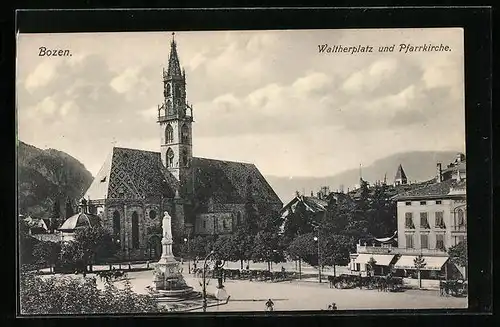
[84,147,179,201]
[192,157,282,205]
[394,164,407,181]
[84,148,282,206]
[58,212,101,232]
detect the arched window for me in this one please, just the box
[131,211,139,249]
[181,124,189,143]
[149,210,157,220]
[165,124,173,143]
[166,84,171,96]
[175,85,181,97]
[113,211,120,237]
[166,148,174,168]
[457,209,465,226]
[237,212,242,225]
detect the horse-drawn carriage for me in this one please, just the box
[95,269,127,282]
[327,274,403,292]
[439,280,467,297]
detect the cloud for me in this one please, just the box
[25,62,59,93]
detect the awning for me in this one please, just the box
[354,254,395,266]
[394,255,449,271]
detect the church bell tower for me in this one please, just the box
[158,33,194,197]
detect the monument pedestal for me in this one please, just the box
[148,211,200,302]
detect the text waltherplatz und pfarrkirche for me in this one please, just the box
[318,43,452,55]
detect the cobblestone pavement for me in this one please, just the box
[53,263,466,312]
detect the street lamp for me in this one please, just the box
[183,237,190,273]
[313,231,322,283]
[202,251,229,312]
[202,251,215,312]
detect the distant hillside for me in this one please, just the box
[265,151,461,203]
[17,141,94,218]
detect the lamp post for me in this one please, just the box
[184,237,190,273]
[313,230,322,283]
[202,251,215,312]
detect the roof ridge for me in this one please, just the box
[193,156,255,166]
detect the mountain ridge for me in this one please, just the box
[264,150,462,203]
[17,140,94,219]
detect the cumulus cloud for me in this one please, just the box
[17,29,465,177]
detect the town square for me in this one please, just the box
[17,27,468,314]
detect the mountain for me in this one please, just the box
[17,141,94,219]
[265,151,462,203]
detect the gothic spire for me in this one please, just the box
[166,32,182,78]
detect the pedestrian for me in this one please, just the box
[246,264,250,270]
[265,299,274,312]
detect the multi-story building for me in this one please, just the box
[349,155,467,286]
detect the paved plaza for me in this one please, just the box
[48,262,467,312]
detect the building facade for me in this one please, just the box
[349,155,467,285]
[82,34,282,260]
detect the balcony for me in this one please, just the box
[451,225,467,233]
[356,244,393,254]
[392,248,447,256]
[158,113,193,122]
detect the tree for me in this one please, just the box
[226,226,253,269]
[366,256,377,277]
[65,197,74,218]
[448,240,468,278]
[251,231,285,271]
[19,271,162,314]
[244,197,260,236]
[283,201,314,242]
[32,241,61,273]
[286,232,318,266]
[69,227,117,271]
[321,234,355,276]
[413,255,427,289]
[19,219,41,267]
[190,235,215,258]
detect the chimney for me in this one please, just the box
[456,169,462,182]
[317,191,321,199]
[436,163,442,183]
[295,190,300,197]
[456,153,463,163]
[311,191,314,197]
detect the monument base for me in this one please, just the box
[150,258,199,302]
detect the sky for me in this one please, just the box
[17,28,465,178]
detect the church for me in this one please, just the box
[83,35,283,259]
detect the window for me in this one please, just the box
[182,149,188,166]
[457,209,465,226]
[458,235,465,244]
[113,211,121,237]
[420,201,427,205]
[166,84,171,96]
[203,220,207,229]
[405,234,414,249]
[165,124,174,143]
[436,234,445,250]
[166,148,174,168]
[223,220,227,229]
[436,200,442,205]
[131,211,139,249]
[405,201,412,206]
[421,234,429,249]
[435,211,445,228]
[149,210,157,220]
[405,212,414,229]
[237,212,242,225]
[181,124,189,143]
[420,212,429,229]
[355,263,361,271]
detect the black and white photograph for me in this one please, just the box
[17,27,469,314]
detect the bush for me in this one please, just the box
[19,271,163,314]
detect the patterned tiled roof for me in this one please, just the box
[392,179,465,200]
[84,147,179,200]
[84,148,281,206]
[192,157,282,205]
[280,195,329,215]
